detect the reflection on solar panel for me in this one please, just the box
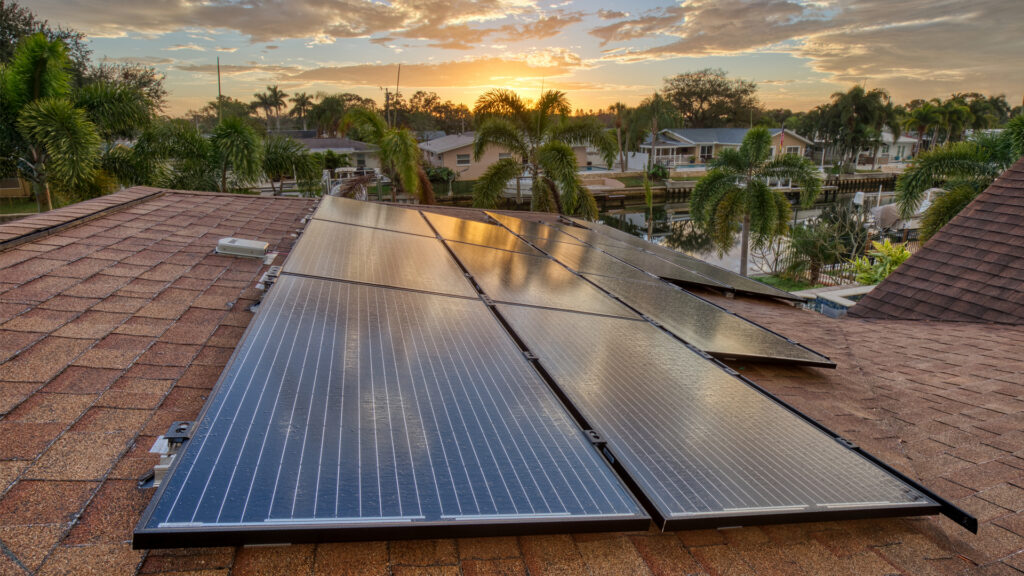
[567,217,802,301]
[644,244,801,300]
[497,304,938,529]
[486,212,585,244]
[313,195,435,237]
[550,223,644,251]
[447,242,635,318]
[584,274,834,367]
[422,212,539,255]
[527,237,656,282]
[594,244,729,290]
[135,276,647,547]
[283,219,476,298]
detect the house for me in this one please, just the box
[296,137,379,170]
[640,128,813,168]
[857,130,919,166]
[420,132,587,180]
[0,186,1019,574]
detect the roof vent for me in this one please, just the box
[216,237,269,258]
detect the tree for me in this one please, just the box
[251,91,273,130]
[895,116,1024,238]
[265,84,288,131]
[1,33,102,210]
[662,68,758,128]
[289,92,313,131]
[261,134,320,195]
[344,107,434,204]
[630,93,680,172]
[608,102,629,171]
[211,116,262,193]
[1,0,90,76]
[902,102,941,156]
[470,89,614,217]
[829,85,888,167]
[82,62,166,114]
[690,127,822,276]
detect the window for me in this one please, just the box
[786,146,800,155]
[355,154,366,168]
[456,154,471,166]
[498,153,512,160]
[881,145,889,153]
[699,145,713,160]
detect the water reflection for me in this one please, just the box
[598,205,738,261]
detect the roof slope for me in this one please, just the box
[660,128,812,146]
[419,132,474,153]
[851,156,1024,323]
[1,192,1021,574]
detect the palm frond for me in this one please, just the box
[760,153,822,207]
[473,117,527,161]
[738,126,772,165]
[211,116,262,190]
[17,97,101,190]
[708,147,746,173]
[548,117,616,167]
[690,169,738,224]
[75,81,151,142]
[474,89,530,127]
[342,107,387,144]
[3,33,72,111]
[895,141,995,218]
[472,157,521,208]
[537,141,581,214]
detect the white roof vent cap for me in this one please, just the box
[216,237,269,258]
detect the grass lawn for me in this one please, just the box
[0,198,38,215]
[753,274,823,292]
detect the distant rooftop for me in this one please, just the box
[419,132,475,154]
[296,137,374,152]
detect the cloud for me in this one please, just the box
[590,0,1023,102]
[596,9,628,20]
[166,43,205,51]
[101,56,176,66]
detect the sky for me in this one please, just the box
[29,0,1024,117]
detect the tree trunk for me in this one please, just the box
[33,181,53,212]
[740,213,750,277]
[302,116,307,131]
[616,126,624,172]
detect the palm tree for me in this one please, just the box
[902,103,941,157]
[211,116,262,193]
[609,101,629,171]
[938,100,973,144]
[690,127,822,276]
[266,85,288,131]
[471,89,614,217]
[344,107,434,204]
[895,116,1024,236]
[289,92,313,131]
[630,93,681,171]
[262,134,320,195]
[251,91,273,130]
[830,86,887,167]
[2,34,103,211]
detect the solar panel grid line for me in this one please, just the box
[137,275,648,547]
[495,305,938,530]
[420,211,540,255]
[312,195,436,237]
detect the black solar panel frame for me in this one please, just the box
[134,276,650,549]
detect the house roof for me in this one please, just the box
[0,189,1021,574]
[851,156,1024,323]
[296,137,375,153]
[419,132,475,154]
[656,128,813,147]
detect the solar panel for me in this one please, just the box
[283,219,476,298]
[135,276,647,547]
[583,274,834,367]
[644,245,802,301]
[447,242,636,318]
[550,223,645,251]
[497,304,938,529]
[526,236,658,282]
[593,244,729,290]
[421,211,539,255]
[566,217,802,301]
[485,212,585,244]
[313,195,435,237]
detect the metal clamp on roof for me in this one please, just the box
[835,437,858,450]
[585,430,607,447]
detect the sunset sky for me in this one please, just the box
[29,0,1023,117]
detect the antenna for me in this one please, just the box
[394,64,401,128]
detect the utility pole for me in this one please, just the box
[216,57,222,121]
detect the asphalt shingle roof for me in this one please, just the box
[851,156,1024,323]
[0,190,1021,574]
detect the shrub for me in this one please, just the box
[648,164,669,180]
[851,239,911,285]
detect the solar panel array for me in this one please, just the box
[137,200,959,547]
[497,304,935,527]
